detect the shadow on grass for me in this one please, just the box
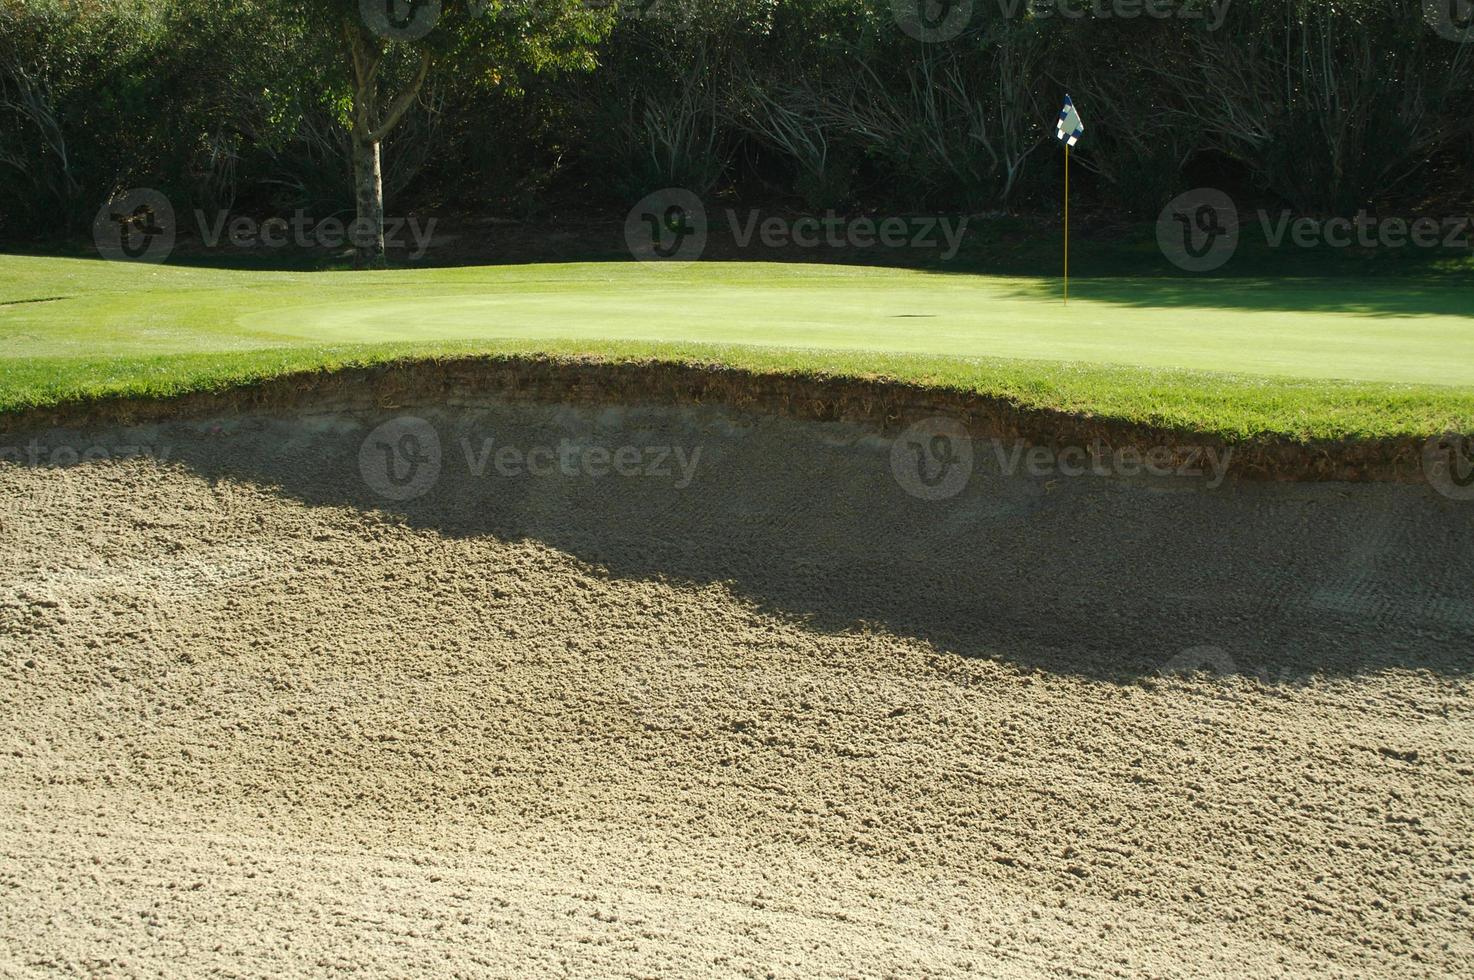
[7,214,1474,319]
[999,274,1474,318]
[16,400,1473,684]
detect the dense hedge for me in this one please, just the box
[1,0,1470,241]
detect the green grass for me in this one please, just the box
[2,254,1471,440]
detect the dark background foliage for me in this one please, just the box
[1,0,1470,244]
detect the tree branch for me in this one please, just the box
[367,49,432,144]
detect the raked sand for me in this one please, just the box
[2,399,1471,977]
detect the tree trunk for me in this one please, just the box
[342,17,431,271]
[352,135,386,270]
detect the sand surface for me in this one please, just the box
[1,400,1471,977]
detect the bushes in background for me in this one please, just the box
[1,0,1470,242]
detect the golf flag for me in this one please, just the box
[1057,95,1084,147]
[1056,95,1083,304]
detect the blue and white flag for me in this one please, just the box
[1057,95,1084,147]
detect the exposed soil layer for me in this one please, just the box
[2,397,1472,977]
[2,355,1447,482]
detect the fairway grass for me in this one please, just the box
[2,254,1471,440]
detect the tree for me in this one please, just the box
[292,0,610,268]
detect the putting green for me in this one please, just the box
[2,255,1471,438]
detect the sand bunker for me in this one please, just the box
[2,397,1471,977]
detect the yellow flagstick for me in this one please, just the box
[1063,143,1070,306]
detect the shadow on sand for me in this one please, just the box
[12,397,1474,684]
